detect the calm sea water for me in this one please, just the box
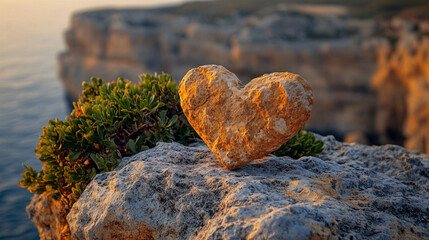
[0,1,188,239]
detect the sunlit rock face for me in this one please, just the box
[58,6,429,152]
[26,193,70,240]
[372,38,429,154]
[58,8,379,141]
[67,137,429,239]
[179,65,313,169]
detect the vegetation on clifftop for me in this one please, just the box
[273,129,324,159]
[19,74,199,209]
[19,73,323,211]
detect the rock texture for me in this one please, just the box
[372,36,429,154]
[26,193,70,240]
[179,65,313,169]
[66,137,429,239]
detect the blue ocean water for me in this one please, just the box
[0,1,187,239]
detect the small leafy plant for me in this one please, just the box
[273,129,324,159]
[19,74,199,209]
[19,73,323,212]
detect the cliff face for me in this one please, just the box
[28,137,429,239]
[26,193,70,240]
[58,8,380,140]
[58,5,429,153]
[372,23,429,153]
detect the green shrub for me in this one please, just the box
[19,74,199,209]
[273,129,324,159]
[19,73,323,211]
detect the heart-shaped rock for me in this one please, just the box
[179,65,313,169]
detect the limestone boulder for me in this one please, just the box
[179,65,313,169]
[67,137,429,239]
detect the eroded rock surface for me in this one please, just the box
[179,65,313,169]
[372,38,429,154]
[67,137,429,239]
[27,193,70,240]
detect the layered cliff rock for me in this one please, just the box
[28,136,429,239]
[58,6,381,140]
[26,193,70,240]
[372,34,429,153]
[59,9,429,153]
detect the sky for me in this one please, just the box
[0,0,191,53]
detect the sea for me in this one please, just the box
[0,0,189,239]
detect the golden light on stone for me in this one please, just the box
[179,65,313,169]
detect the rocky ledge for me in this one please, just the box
[29,135,429,239]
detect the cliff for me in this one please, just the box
[372,35,429,154]
[58,7,429,153]
[26,194,70,240]
[58,6,382,141]
[28,136,429,239]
